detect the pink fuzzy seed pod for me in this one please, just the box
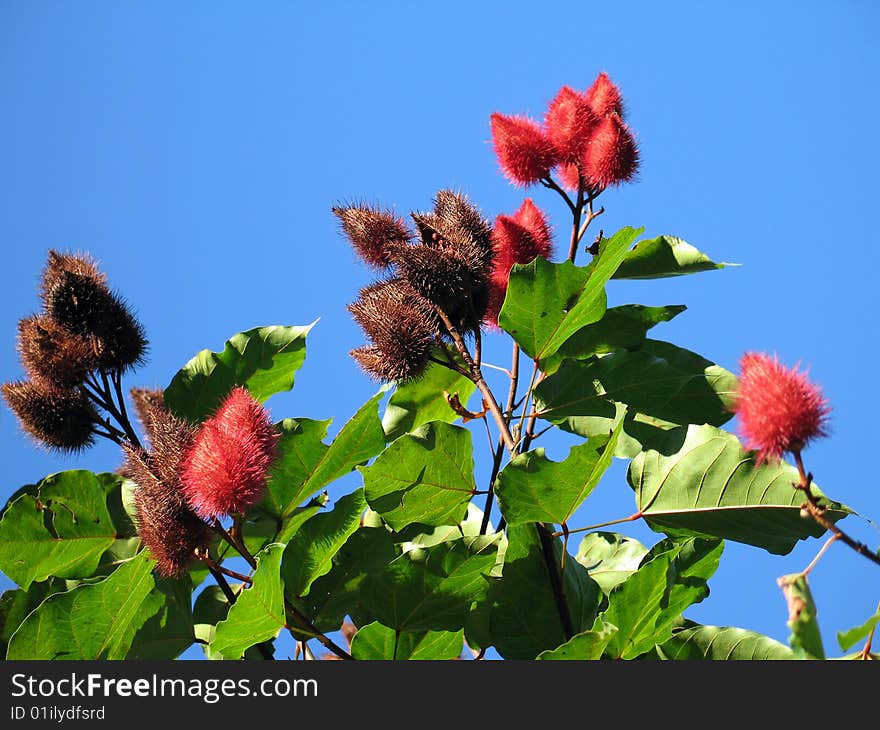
[734,352,831,463]
[585,72,624,119]
[545,86,598,164]
[181,387,280,519]
[583,113,639,189]
[490,113,558,187]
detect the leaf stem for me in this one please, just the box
[550,513,642,538]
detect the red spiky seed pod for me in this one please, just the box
[733,352,831,463]
[492,199,553,274]
[332,203,412,269]
[585,72,624,119]
[16,314,98,388]
[482,274,508,330]
[181,387,280,519]
[583,113,639,189]
[545,86,598,164]
[2,380,96,452]
[490,113,558,187]
[557,161,583,193]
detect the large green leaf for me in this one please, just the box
[350,621,464,660]
[0,470,118,589]
[6,552,159,659]
[295,526,398,633]
[360,421,475,531]
[498,227,642,362]
[360,535,499,633]
[575,532,649,594]
[126,575,194,659]
[537,620,618,660]
[612,234,728,279]
[658,624,796,659]
[601,536,722,659]
[264,392,386,519]
[495,423,620,526]
[629,424,848,554]
[211,544,286,660]
[0,581,60,657]
[383,354,476,441]
[542,304,686,374]
[778,572,824,659]
[837,610,880,652]
[281,489,366,598]
[488,524,601,659]
[165,323,314,422]
[534,340,737,446]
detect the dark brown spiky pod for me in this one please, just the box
[396,191,494,332]
[130,387,167,442]
[432,189,494,270]
[45,271,147,372]
[1,380,96,451]
[133,484,211,578]
[123,404,208,577]
[348,279,437,382]
[16,315,98,388]
[39,250,106,305]
[332,203,413,269]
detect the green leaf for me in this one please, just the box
[537,620,618,660]
[0,470,118,589]
[0,581,60,657]
[498,227,642,362]
[360,421,475,531]
[534,340,737,446]
[6,552,159,659]
[488,524,601,659]
[264,391,385,520]
[778,572,824,659]
[612,234,729,279]
[495,423,621,526]
[658,624,796,660]
[383,354,476,441]
[601,536,723,659]
[351,621,463,660]
[295,526,398,633]
[542,304,686,375]
[211,544,286,660]
[575,532,649,594]
[360,535,500,633]
[126,575,194,659]
[629,424,848,554]
[282,489,366,598]
[165,323,314,422]
[837,610,880,652]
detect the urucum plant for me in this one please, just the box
[1,73,877,661]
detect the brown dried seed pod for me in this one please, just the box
[39,250,106,305]
[16,314,98,388]
[350,344,429,383]
[46,272,147,372]
[129,387,166,439]
[332,203,412,268]
[134,486,211,578]
[1,380,96,452]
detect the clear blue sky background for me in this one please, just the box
[1,1,878,659]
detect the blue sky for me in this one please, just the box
[1,1,878,658]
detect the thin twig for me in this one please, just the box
[540,175,576,213]
[536,522,573,640]
[793,451,880,569]
[284,599,354,661]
